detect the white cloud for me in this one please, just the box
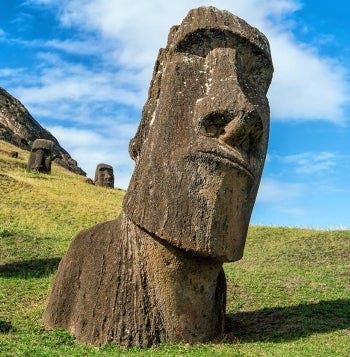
[43,39,104,56]
[268,34,348,121]
[281,151,337,174]
[10,52,144,109]
[0,35,107,57]
[6,0,349,124]
[0,68,23,77]
[257,178,305,204]
[49,126,106,147]
[25,0,59,4]
[255,177,307,217]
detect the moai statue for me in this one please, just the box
[44,7,273,347]
[27,139,53,173]
[94,163,114,188]
[85,178,94,185]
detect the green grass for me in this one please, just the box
[0,139,349,356]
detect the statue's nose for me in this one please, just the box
[195,47,262,149]
[104,172,112,181]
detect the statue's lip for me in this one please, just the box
[193,145,255,180]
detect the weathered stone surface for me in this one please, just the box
[0,87,86,175]
[94,163,114,188]
[44,6,273,347]
[27,139,53,173]
[44,213,226,346]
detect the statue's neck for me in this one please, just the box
[125,212,227,342]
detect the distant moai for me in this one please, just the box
[84,178,94,185]
[94,163,114,188]
[27,139,53,173]
[44,7,273,347]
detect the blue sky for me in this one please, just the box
[0,0,349,228]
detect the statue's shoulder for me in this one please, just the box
[65,216,123,261]
[76,217,121,240]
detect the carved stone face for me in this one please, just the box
[27,139,53,173]
[94,163,114,188]
[124,7,273,262]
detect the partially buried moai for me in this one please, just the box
[27,139,53,173]
[84,178,94,185]
[94,163,114,188]
[44,7,273,347]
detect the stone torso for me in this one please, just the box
[44,213,225,346]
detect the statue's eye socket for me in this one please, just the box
[236,48,272,94]
[177,30,272,93]
[176,29,233,57]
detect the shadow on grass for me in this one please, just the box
[225,299,350,342]
[0,319,14,333]
[0,257,61,278]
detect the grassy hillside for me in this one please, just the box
[0,139,349,356]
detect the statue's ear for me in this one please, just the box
[128,137,139,161]
[128,48,167,162]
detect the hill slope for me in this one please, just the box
[0,139,349,356]
[0,87,85,175]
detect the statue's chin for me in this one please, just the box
[125,153,255,262]
[182,158,254,261]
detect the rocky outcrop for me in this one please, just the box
[0,87,86,175]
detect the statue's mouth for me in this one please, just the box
[197,149,254,180]
[186,138,255,181]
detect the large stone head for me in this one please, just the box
[94,163,114,188]
[124,7,273,262]
[27,139,53,173]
